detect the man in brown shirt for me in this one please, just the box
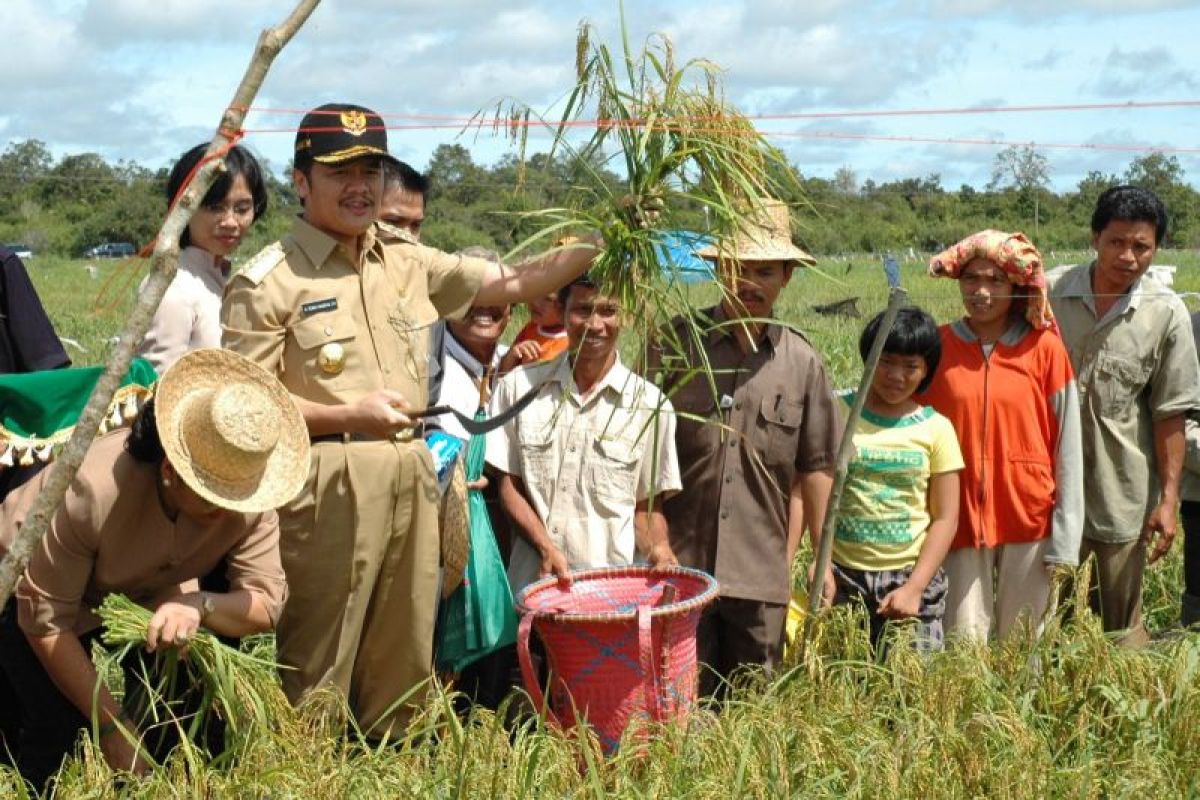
[221,103,598,737]
[649,200,838,696]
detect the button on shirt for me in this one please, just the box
[1048,262,1200,543]
[486,354,682,595]
[0,430,287,637]
[138,245,229,375]
[649,307,840,604]
[222,218,488,409]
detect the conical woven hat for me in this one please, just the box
[697,199,816,266]
[156,349,310,513]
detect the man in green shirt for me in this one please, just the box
[1047,186,1200,646]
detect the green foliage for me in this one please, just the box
[3,139,1198,260]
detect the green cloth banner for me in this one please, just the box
[0,358,157,465]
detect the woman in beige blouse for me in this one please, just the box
[137,144,269,375]
[0,348,307,787]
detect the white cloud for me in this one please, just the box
[1,0,1198,192]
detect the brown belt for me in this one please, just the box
[309,431,413,444]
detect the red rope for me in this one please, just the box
[230,98,1200,124]
[235,120,1200,156]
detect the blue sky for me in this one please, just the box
[2,0,1198,191]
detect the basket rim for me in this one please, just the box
[515,565,719,623]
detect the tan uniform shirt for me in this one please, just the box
[0,429,286,637]
[221,217,488,409]
[486,354,682,595]
[137,245,228,375]
[648,307,840,604]
[1048,262,1200,543]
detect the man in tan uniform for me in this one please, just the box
[221,103,598,737]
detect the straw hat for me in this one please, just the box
[439,459,470,599]
[697,199,816,267]
[156,349,310,513]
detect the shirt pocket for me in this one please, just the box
[1093,354,1151,419]
[517,421,557,484]
[999,453,1055,535]
[757,395,804,467]
[289,310,366,392]
[590,436,640,510]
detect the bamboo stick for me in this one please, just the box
[800,287,909,655]
[0,0,323,607]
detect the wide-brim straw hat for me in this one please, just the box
[440,459,470,599]
[697,199,816,267]
[156,349,310,513]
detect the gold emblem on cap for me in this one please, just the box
[340,110,368,137]
[318,342,346,374]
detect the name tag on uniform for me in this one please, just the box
[301,298,338,316]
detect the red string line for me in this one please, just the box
[238,121,1200,155]
[230,98,1200,124]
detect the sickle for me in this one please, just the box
[410,379,543,435]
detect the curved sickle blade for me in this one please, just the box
[411,380,543,435]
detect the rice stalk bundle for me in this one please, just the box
[484,4,809,369]
[98,593,280,757]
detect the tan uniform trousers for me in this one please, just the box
[276,438,441,737]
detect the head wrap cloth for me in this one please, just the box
[928,229,1054,330]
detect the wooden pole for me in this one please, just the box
[0,0,323,608]
[800,286,909,656]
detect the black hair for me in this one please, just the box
[167,143,269,248]
[1091,185,1168,245]
[858,306,942,394]
[557,272,598,311]
[124,397,166,464]
[382,160,431,207]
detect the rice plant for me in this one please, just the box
[96,593,282,764]
[482,4,809,383]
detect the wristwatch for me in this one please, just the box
[198,592,216,622]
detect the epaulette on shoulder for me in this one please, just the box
[375,221,419,246]
[233,241,286,286]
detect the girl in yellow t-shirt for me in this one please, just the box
[832,307,963,653]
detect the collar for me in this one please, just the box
[544,353,636,404]
[705,304,783,350]
[179,245,230,280]
[444,330,501,378]
[1058,260,1147,318]
[289,216,379,272]
[948,318,1031,347]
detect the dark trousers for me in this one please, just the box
[0,600,224,790]
[695,596,787,700]
[1181,500,1200,600]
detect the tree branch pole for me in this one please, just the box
[800,287,909,656]
[0,0,323,608]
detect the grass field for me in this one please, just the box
[7,249,1200,797]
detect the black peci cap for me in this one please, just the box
[294,103,399,165]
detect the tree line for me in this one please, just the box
[1,138,1196,260]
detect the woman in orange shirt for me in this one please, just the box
[919,230,1083,642]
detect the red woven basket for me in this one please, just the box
[515,566,719,753]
